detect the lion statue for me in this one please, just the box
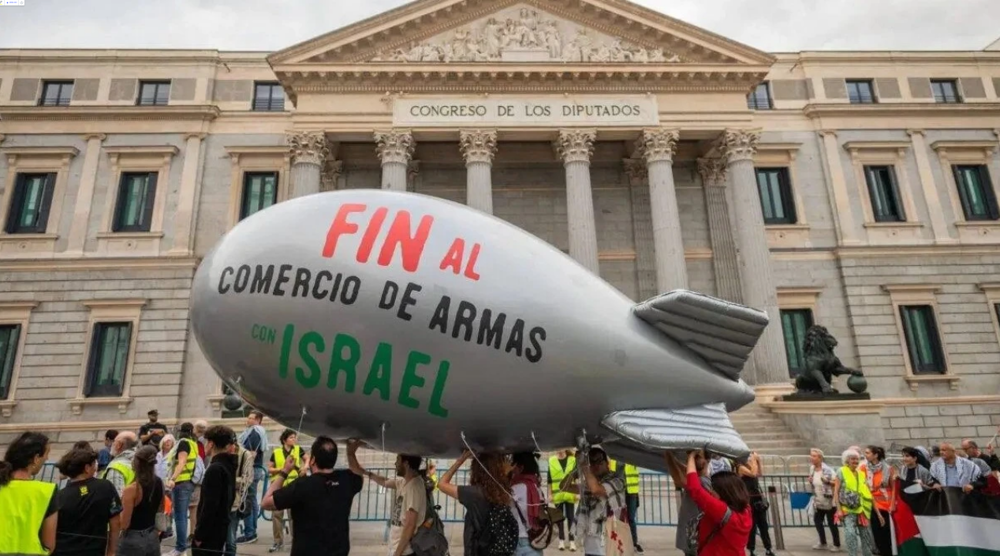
[794,325,863,394]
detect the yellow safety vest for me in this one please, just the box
[272,446,303,485]
[0,480,57,555]
[548,455,578,505]
[838,466,873,517]
[101,459,135,487]
[609,460,640,495]
[174,438,198,483]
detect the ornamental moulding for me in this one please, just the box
[286,131,330,166]
[720,129,761,163]
[697,157,728,185]
[374,130,416,165]
[636,128,679,164]
[459,130,498,165]
[555,129,596,165]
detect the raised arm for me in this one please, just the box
[664,451,687,488]
[346,440,365,477]
[438,450,471,500]
[684,451,728,522]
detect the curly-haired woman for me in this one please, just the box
[439,450,513,556]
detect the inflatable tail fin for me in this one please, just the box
[632,290,768,381]
[601,403,750,470]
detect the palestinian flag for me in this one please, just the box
[897,482,1000,556]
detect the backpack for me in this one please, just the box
[410,475,449,556]
[192,452,206,485]
[511,484,562,551]
[233,447,257,518]
[476,503,519,556]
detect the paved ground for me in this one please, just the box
[159,521,830,556]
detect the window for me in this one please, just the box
[5,173,55,234]
[930,79,961,104]
[864,166,906,222]
[846,79,876,104]
[112,172,158,232]
[899,305,946,374]
[0,325,20,400]
[953,165,999,221]
[755,168,797,224]
[137,81,170,106]
[747,82,772,110]
[240,172,278,220]
[253,82,285,111]
[39,81,73,107]
[780,309,813,378]
[84,323,132,397]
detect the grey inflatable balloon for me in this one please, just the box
[190,190,768,470]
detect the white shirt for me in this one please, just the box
[511,483,529,538]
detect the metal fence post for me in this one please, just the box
[767,485,785,551]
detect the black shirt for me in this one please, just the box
[194,453,237,550]
[272,470,363,556]
[138,422,169,446]
[52,477,122,556]
[457,485,491,556]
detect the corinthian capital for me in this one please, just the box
[286,131,329,166]
[320,159,344,192]
[637,128,679,164]
[459,130,498,165]
[697,157,728,187]
[555,129,596,165]
[374,129,415,165]
[720,129,761,163]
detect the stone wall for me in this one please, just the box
[882,403,1000,448]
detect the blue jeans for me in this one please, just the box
[515,538,541,556]
[172,481,196,552]
[242,467,265,538]
[626,493,640,546]
[225,511,239,556]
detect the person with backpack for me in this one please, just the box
[510,452,544,556]
[682,450,753,556]
[164,422,202,556]
[439,450,519,556]
[225,441,257,556]
[357,453,428,556]
[557,446,626,556]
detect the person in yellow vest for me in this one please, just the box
[547,449,578,551]
[833,448,874,556]
[165,422,200,556]
[608,458,643,553]
[102,431,139,498]
[0,431,58,555]
[426,460,439,490]
[268,429,305,553]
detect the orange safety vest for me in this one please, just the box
[870,465,893,511]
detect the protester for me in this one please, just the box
[261,436,364,556]
[268,428,305,552]
[194,421,209,459]
[440,450,517,556]
[156,434,176,481]
[895,447,933,492]
[608,458,643,554]
[547,449,578,551]
[192,426,237,556]
[929,442,982,492]
[117,446,163,556]
[53,446,122,556]
[666,450,711,556]
[960,439,995,475]
[103,432,139,498]
[236,409,268,545]
[807,448,840,552]
[0,432,58,555]
[165,422,199,556]
[137,409,168,447]
[358,452,427,556]
[833,449,874,556]
[98,430,118,472]
[226,442,257,556]
[708,452,733,476]
[558,446,625,556]
[683,450,752,556]
[510,452,544,556]
[736,452,773,556]
[863,446,895,556]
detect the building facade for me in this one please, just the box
[1,0,999,453]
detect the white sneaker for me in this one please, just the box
[559,541,566,551]
[829,547,841,553]
[813,544,828,551]
[570,541,578,552]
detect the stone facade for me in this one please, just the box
[1,0,1000,455]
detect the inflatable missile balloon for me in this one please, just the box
[190,190,768,471]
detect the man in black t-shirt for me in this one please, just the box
[53,446,123,556]
[262,436,364,556]
[138,409,168,447]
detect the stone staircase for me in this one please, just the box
[731,403,813,474]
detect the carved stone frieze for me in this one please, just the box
[697,157,729,186]
[720,129,761,164]
[555,129,597,165]
[286,131,329,166]
[459,130,498,165]
[374,130,416,165]
[637,129,679,164]
[370,6,681,64]
[623,158,648,185]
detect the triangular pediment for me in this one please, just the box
[269,0,775,67]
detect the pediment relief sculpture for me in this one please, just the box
[369,5,681,64]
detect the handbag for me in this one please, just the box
[153,481,170,533]
[603,515,634,556]
[840,469,862,510]
[513,498,562,550]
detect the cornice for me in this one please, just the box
[224,146,291,157]
[0,105,221,123]
[803,102,1000,119]
[104,145,179,157]
[843,140,911,151]
[929,140,998,152]
[1,146,80,158]
[0,256,200,272]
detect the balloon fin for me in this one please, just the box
[632,290,767,381]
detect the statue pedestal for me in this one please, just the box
[761,396,886,456]
[781,392,871,402]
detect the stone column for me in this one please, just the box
[66,133,106,255]
[624,159,658,300]
[699,156,742,303]
[459,130,498,214]
[637,128,686,292]
[287,131,328,198]
[168,133,206,256]
[721,129,790,385]
[555,129,600,274]
[907,130,953,244]
[374,130,415,191]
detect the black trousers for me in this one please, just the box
[747,503,773,552]
[814,508,841,547]
[871,508,893,555]
[556,501,576,541]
